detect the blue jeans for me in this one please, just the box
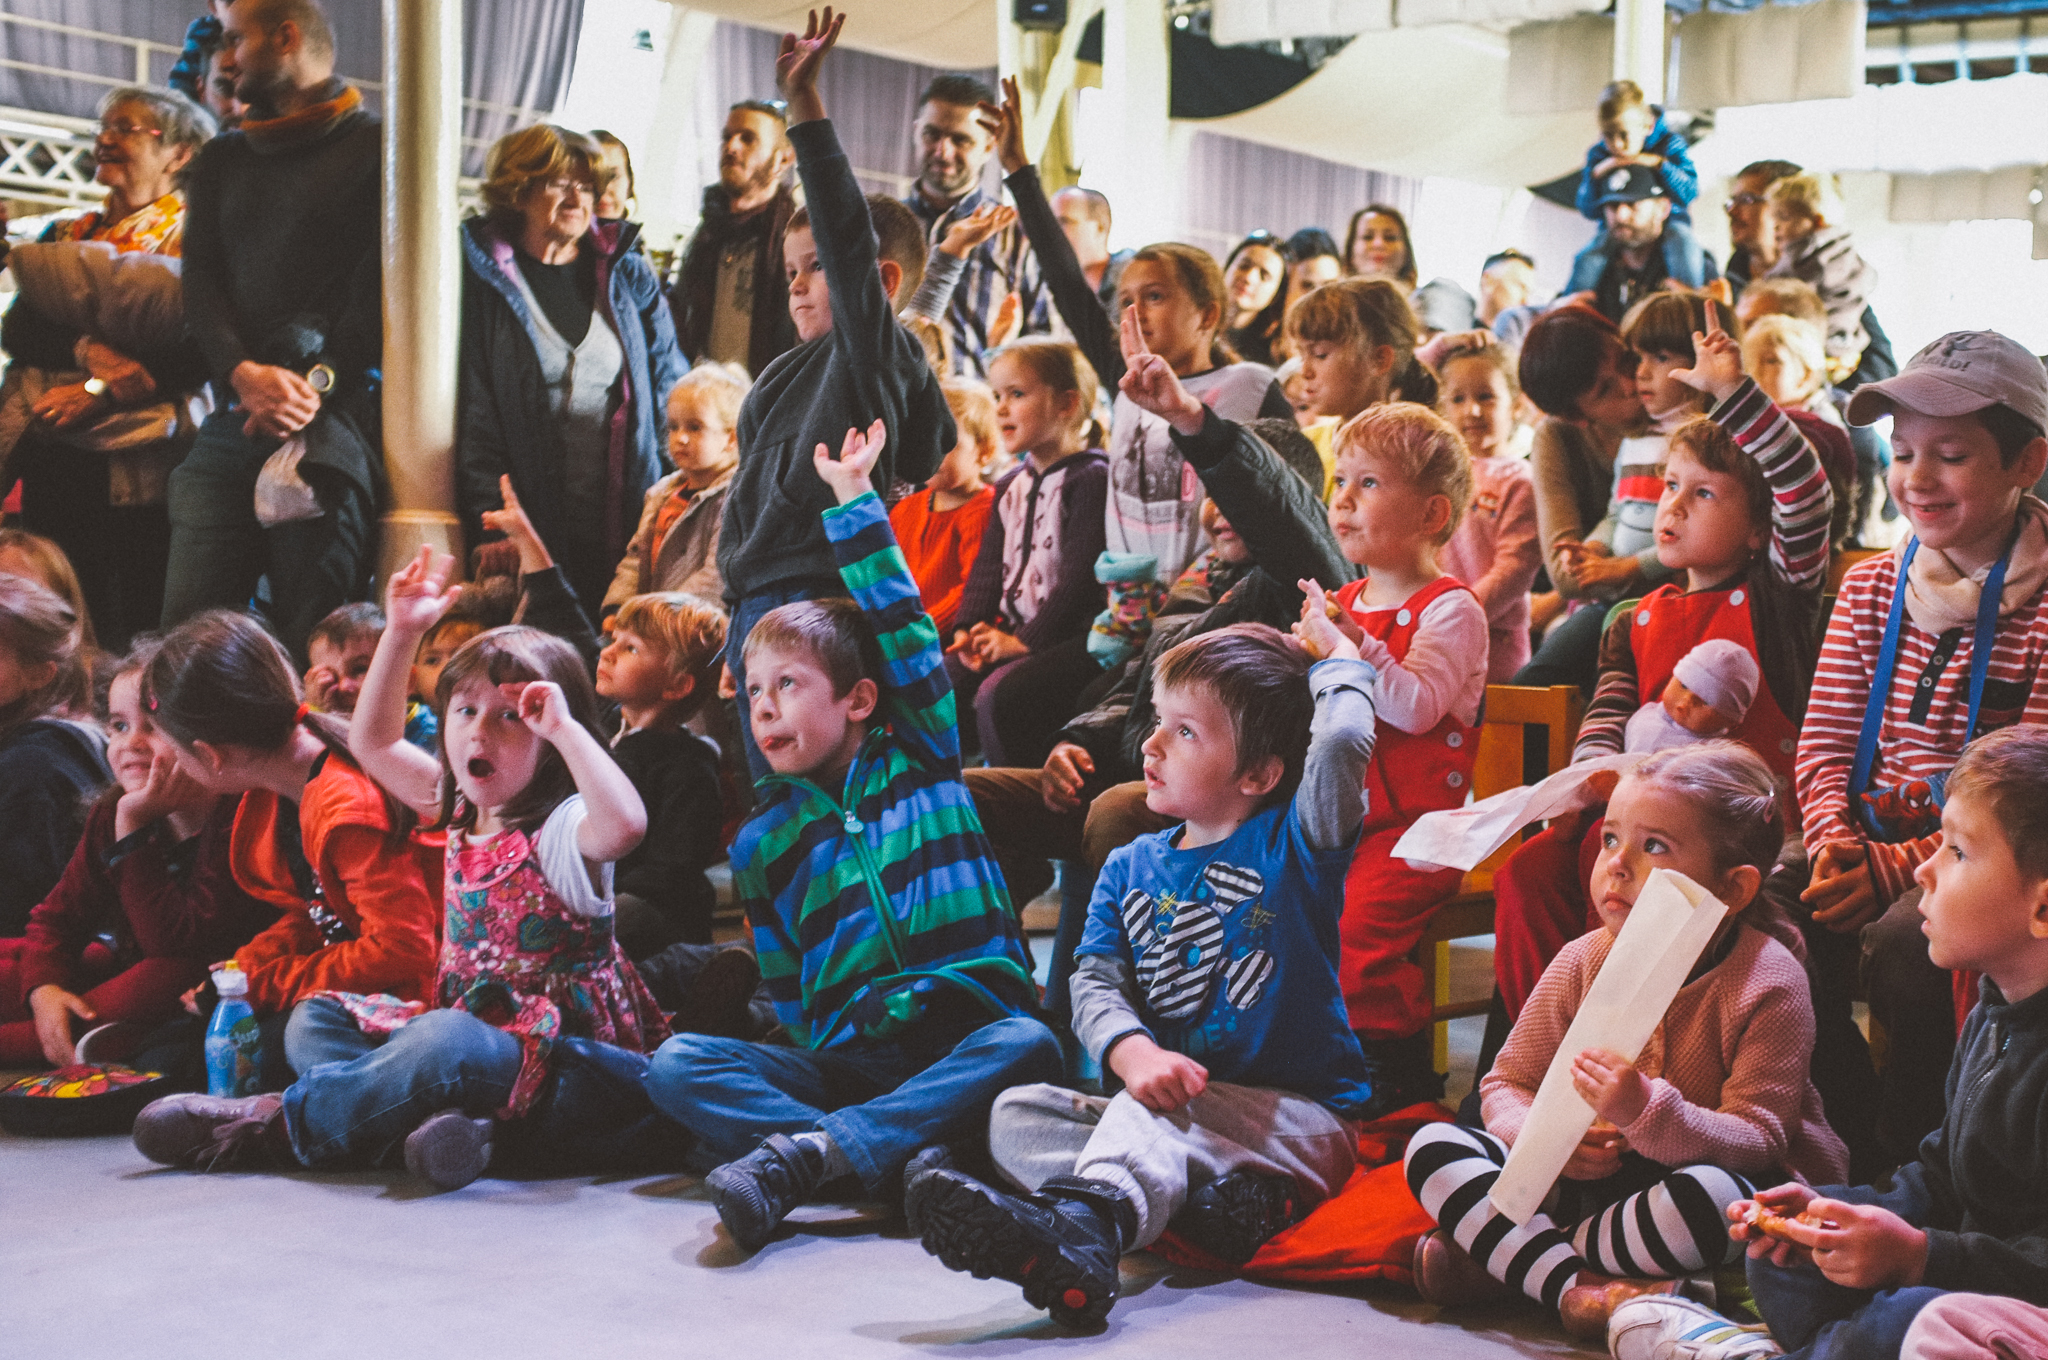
[279,1000,520,1167]
[644,1015,1063,1191]
[1748,1253,1945,1360]
[726,581,841,780]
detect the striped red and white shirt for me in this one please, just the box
[1796,548,2048,902]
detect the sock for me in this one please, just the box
[793,1130,851,1181]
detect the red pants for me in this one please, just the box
[1490,807,1605,1021]
[0,938,205,1066]
[1341,820,1468,1040]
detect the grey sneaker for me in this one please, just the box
[402,1109,494,1191]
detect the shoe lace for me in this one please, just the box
[194,1103,283,1171]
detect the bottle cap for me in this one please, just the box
[211,966,248,995]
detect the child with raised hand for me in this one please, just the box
[945,336,1109,765]
[130,559,666,1192]
[1406,742,1847,1345]
[646,420,1059,1255]
[1435,334,1542,681]
[0,644,273,1068]
[908,603,1382,1326]
[892,377,998,638]
[717,9,957,779]
[977,79,1290,588]
[1320,401,1487,1105]
[605,363,750,615]
[1615,725,2048,1360]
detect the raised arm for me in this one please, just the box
[349,547,456,817]
[514,681,646,864]
[1171,409,1356,595]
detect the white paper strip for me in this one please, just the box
[1391,753,1642,873]
[1488,868,1729,1225]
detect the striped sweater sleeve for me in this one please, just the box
[824,490,961,774]
[1711,377,1832,592]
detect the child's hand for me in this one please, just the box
[384,544,464,637]
[971,626,1027,669]
[303,664,340,713]
[1561,1120,1627,1180]
[1042,742,1096,813]
[1292,579,1360,662]
[116,748,210,841]
[1803,841,1880,932]
[1729,1184,1818,1267]
[938,203,1017,260]
[1572,1046,1652,1126]
[1573,553,1641,591]
[1118,303,1206,435]
[1781,1199,1928,1290]
[718,662,738,700]
[1107,1034,1209,1113]
[1670,298,1745,404]
[812,419,887,504]
[989,290,1023,350]
[975,76,1031,178]
[27,985,94,1067]
[511,680,575,743]
[480,475,554,575]
[774,7,842,123]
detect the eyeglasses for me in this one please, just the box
[1724,193,1767,212]
[542,177,596,198]
[98,121,164,141]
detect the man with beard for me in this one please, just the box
[166,0,383,659]
[669,99,799,374]
[902,74,1048,376]
[1562,164,1718,324]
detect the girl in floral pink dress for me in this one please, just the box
[131,547,667,1191]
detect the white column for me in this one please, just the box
[378,0,465,582]
[636,7,719,255]
[1613,0,1667,101]
[1095,0,1179,246]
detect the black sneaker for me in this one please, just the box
[403,1109,494,1191]
[900,1144,957,1231]
[704,1133,827,1252]
[1168,1169,1300,1266]
[907,1169,1133,1328]
[1356,1029,1446,1114]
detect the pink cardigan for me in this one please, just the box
[1480,923,1848,1185]
[1438,455,1540,683]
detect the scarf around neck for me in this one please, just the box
[1901,493,2048,634]
[241,80,361,153]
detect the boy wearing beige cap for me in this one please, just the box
[1795,329,2048,1167]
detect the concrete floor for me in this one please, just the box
[3,938,1604,1360]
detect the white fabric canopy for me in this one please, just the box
[658,0,1002,68]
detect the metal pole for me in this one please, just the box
[1613,0,1667,102]
[379,0,465,582]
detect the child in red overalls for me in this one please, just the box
[1492,301,1831,1024]
[1322,403,1490,1105]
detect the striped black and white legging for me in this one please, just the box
[1403,1122,1754,1309]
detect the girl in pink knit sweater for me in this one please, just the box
[1403,741,1849,1341]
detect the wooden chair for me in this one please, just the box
[1827,547,1883,596]
[1418,684,1585,1072]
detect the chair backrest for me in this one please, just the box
[1463,684,1586,885]
[1827,547,1884,596]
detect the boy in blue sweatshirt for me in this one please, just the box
[906,594,1384,1327]
[1576,79,1699,226]
[715,10,956,778]
[644,420,1059,1253]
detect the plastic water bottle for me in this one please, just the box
[205,964,262,1098]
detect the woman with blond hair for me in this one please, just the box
[457,124,686,611]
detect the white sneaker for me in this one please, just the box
[1609,1294,1784,1360]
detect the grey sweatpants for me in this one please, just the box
[987,1080,1359,1247]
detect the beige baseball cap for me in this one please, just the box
[1846,330,2048,431]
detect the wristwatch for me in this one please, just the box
[82,377,108,399]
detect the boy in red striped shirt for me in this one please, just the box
[1795,329,2048,1168]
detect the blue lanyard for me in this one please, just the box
[1850,533,2014,804]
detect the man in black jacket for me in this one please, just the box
[669,100,798,377]
[164,0,382,660]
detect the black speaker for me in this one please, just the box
[1014,0,1068,32]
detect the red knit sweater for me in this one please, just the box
[1481,924,1849,1186]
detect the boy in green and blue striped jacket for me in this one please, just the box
[645,421,1061,1253]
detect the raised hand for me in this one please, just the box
[1118,302,1205,434]
[988,290,1024,350]
[1291,579,1360,662]
[812,418,887,504]
[513,680,575,743]
[480,474,555,574]
[938,203,1017,260]
[384,544,463,637]
[775,7,843,124]
[976,75,1030,177]
[1670,297,1744,403]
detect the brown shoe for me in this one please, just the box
[1558,1271,1678,1340]
[132,1093,294,1171]
[1412,1229,1517,1307]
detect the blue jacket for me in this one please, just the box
[1576,108,1698,222]
[457,215,687,609]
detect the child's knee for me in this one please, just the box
[1402,1119,1493,1192]
[976,1017,1063,1078]
[645,1032,749,1108]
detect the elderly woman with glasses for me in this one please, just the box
[1,86,217,647]
[457,123,687,612]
